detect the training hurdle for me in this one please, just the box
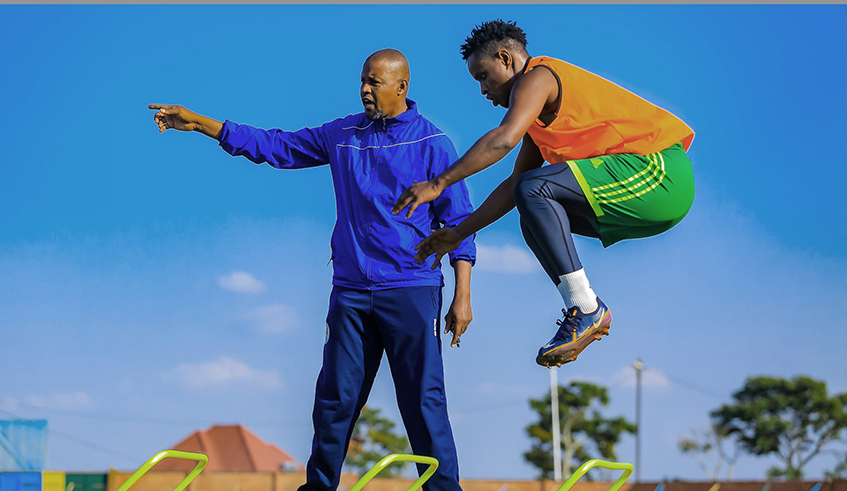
[113,450,634,491]
[554,460,634,491]
[112,451,438,491]
[114,450,208,491]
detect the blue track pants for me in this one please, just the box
[299,286,461,491]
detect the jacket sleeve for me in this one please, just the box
[217,119,331,169]
[429,137,477,266]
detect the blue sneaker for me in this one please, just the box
[535,298,612,367]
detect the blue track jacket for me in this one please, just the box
[218,99,476,290]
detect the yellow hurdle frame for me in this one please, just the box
[555,459,634,491]
[113,451,631,491]
[114,450,209,491]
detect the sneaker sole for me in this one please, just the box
[536,309,612,367]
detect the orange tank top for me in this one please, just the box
[523,56,694,162]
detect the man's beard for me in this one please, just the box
[365,107,384,120]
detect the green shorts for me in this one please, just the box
[566,143,695,247]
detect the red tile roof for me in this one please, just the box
[153,424,304,472]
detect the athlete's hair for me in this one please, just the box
[460,19,528,61]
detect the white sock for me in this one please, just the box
[556,268,599,313]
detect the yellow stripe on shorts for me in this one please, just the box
[593,154,667,205]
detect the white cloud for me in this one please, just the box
[245,303,301,334]
[0,398,20,412]
[475,244,539,274]
[51,392,92,409]
[172,356,283,391]
[610,365,670,389]
[28,392,92,409]
[219,271,266,294]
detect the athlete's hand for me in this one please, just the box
[148,104,203,133]
[444,294,472,348]
[393,180,442,219]
[415,228,463,269]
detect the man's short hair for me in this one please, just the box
[460,19,528,61]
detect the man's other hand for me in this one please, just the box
[444,294,472,348]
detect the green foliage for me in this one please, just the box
[678,425,740,481]
[766,466,803,480]
[523,381,636,480]
[824,452,847,479]
[344,406,411,477]
[710,375,847,479]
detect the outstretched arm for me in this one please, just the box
[148,104,330,169]
[414,134,545,267]
[392,67,558,218]
[149,104,223,139]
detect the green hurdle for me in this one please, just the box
[347,454,439,491]
[115,450,209,491]
[555,459,634,491]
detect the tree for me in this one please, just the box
[711,375,847,479]
[344,405,411,477]
[824,452,847,479]
[678,424,741,481]
[524,381,636,479]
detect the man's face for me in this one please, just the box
[467,51,513,109]
[360,59,400,120]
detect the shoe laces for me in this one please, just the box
[555,307,580,335]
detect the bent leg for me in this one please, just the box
[514,164,596,278]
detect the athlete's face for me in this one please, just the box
[360,59,405,120]
[467,51,515,109]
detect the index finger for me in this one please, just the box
[430,251,445,270]
[451,330,461,348]
[392,193,411,215]
[148,104,171,110]
[404,200,419,220]
[413,232,435,252]
[415,245,435,263]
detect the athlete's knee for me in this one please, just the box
[513,172,546,210]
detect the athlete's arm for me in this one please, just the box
[149,104,223,139]
[414,134,545,266]
[392,67,557,219]
[444,259,472,348]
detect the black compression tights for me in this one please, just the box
[513,163,599,284]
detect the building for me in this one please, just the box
[153,425,304,473]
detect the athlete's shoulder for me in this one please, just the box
[527,55,582,75]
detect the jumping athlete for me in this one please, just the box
[150,49,475,491]
[392,20,695,367]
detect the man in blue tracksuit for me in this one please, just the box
[149,49,475,491]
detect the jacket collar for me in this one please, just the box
[382,98,418,125]
[357,98,418,128]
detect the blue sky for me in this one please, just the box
[1,4,846,482]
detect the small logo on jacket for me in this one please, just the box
[433,318,438,337]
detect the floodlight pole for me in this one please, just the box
[633,358,644,483]
[550,367,562,482]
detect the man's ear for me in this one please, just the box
[398,79,408,96]
[497,49,513,70]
